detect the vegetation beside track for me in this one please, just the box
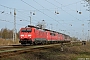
[0,42,90,60]
[0,38,19,45]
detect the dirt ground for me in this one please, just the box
[0,42,90,60]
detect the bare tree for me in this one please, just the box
[0,28,17,40]
[83,0,90,11]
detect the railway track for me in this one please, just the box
[0,41,83,58]
[0,44,62,58]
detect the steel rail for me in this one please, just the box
[0,44,61,58]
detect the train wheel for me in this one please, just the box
[21,43,26,45]
[42,42,45,45]
[45,41,48,45]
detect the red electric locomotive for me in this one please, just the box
[19,25,70,45]
[19,25,47,45]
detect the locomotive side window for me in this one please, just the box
[27,29,32,32]
[53,34,56,36]
[50,33,52,35]
[50,33,56,36]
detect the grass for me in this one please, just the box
[0,41,90,60]
[0,38,19,45]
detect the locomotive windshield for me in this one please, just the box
[21,29,32,32]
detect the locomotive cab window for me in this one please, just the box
[21,29,26,32]
[21,29,32,32]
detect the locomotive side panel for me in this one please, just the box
[33,28,47,44]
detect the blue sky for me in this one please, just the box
[0,0,90,40]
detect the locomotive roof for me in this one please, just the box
[28,25,34,27]
[43,29,51,31]
[61,33,66,35]
[62,34,69,36]
[43,29,61,34]
[28,25,40,29]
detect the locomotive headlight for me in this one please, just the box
[28,35,31,36]
[20,35,24,36]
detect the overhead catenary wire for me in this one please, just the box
[0,4,14,9]
[20,0,77,34]
[45,0,82,21]
[0,1,87,22]
[20,0,73,32]
[16,10,40,22]
[0,4,55,30]
[32,0,67,28]
[44,0,89,39]
[21,0,61,24]
[0,19,23,26]
[45,0,89,29]
[0,1,88,25]
[32,0,86,25]
[53,0,89,24]
[0,4,39,24]
[0,10,30,23]
[0,0,89,40]
[0,9,37,26]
